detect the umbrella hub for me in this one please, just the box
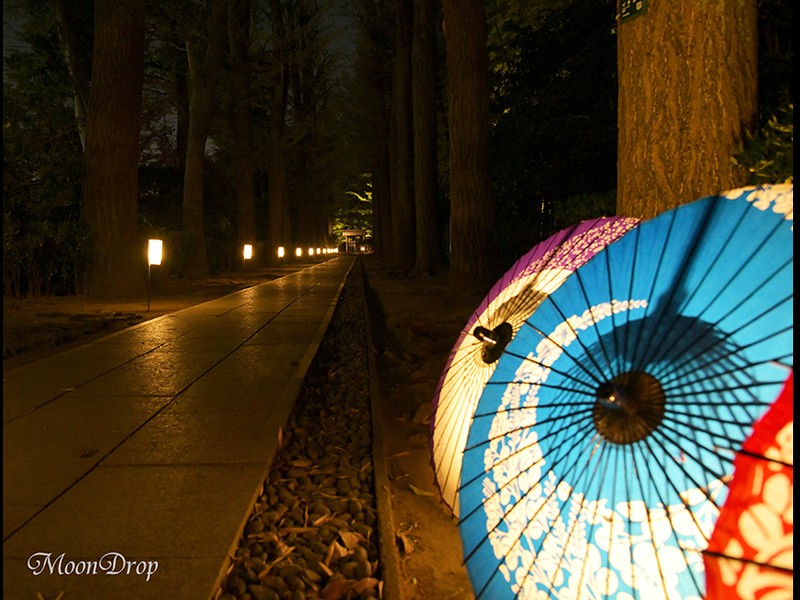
[593,371,666,444]
[473,322,514,364]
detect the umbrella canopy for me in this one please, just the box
[430,217,640,516]
[459,184,793,599]
[703,370,793,599]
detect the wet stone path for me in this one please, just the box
[216,266,382,600]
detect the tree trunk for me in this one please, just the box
[82,0,145,298]
[390,0,416,270]
[267,0,291,265]
[443,0,494,294]
[182,0,228,278]
[412,0,443,275]
[617,0,757,219]
[53,0,91,151]
[373,133,393,260]
[228,0,257,259]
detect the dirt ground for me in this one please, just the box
[362,257,483,600]
[2,256,481,599]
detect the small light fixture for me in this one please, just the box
[308,247,315,256]
[148,239,163,266]
[295,247,303,257]
[243,244,253,260]
[147,239,163,312]
[277,246,285,258]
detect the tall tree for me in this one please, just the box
[443,0,494,293]
[52,0,92,151]
[266,0,291,264]
[390,0,416,270]
[82,0,146,298]
[351,0,394,260]
[289,1,336,252]
[228,0,257,257]
[617,1,758,218]
[412,0,443,275]
[183,0,228,278]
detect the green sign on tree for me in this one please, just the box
[620,0,647,23]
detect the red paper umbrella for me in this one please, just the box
[703,371,793,599]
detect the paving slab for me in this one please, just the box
[3,256,354,599]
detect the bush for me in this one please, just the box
[733,103,793,185]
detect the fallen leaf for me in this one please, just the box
[352,577,380,593]
[408,483,435,496]
[339,530,365,549]
[321,577,352,600]
[397,532,415,555]
[325,540,348,564]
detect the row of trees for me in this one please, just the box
[5,0,358,298]
[3,0,793,299]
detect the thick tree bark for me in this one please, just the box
[443,0,494,294]
[412,0,443,275]
[229,0,257,261]
[617,0,757,218]
[390,0,416,270]
[183,0,228,278]
[82,0,145,298]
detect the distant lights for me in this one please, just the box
[243,244,253,260]
[295,247,303,257]
[277,246,285,258]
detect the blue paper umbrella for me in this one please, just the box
[458,185,793,600]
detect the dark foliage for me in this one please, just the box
[488,0,618,271]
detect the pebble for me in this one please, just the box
[216,268,382,599]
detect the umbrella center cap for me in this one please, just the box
[473,322,514,364]
[593,371,665,444]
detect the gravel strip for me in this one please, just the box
[215,263,383,600]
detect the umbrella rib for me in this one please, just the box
[737,447,794,468]
[653,417,734,489]
[701,549,795,575]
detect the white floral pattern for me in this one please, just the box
[722,184,794,228]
